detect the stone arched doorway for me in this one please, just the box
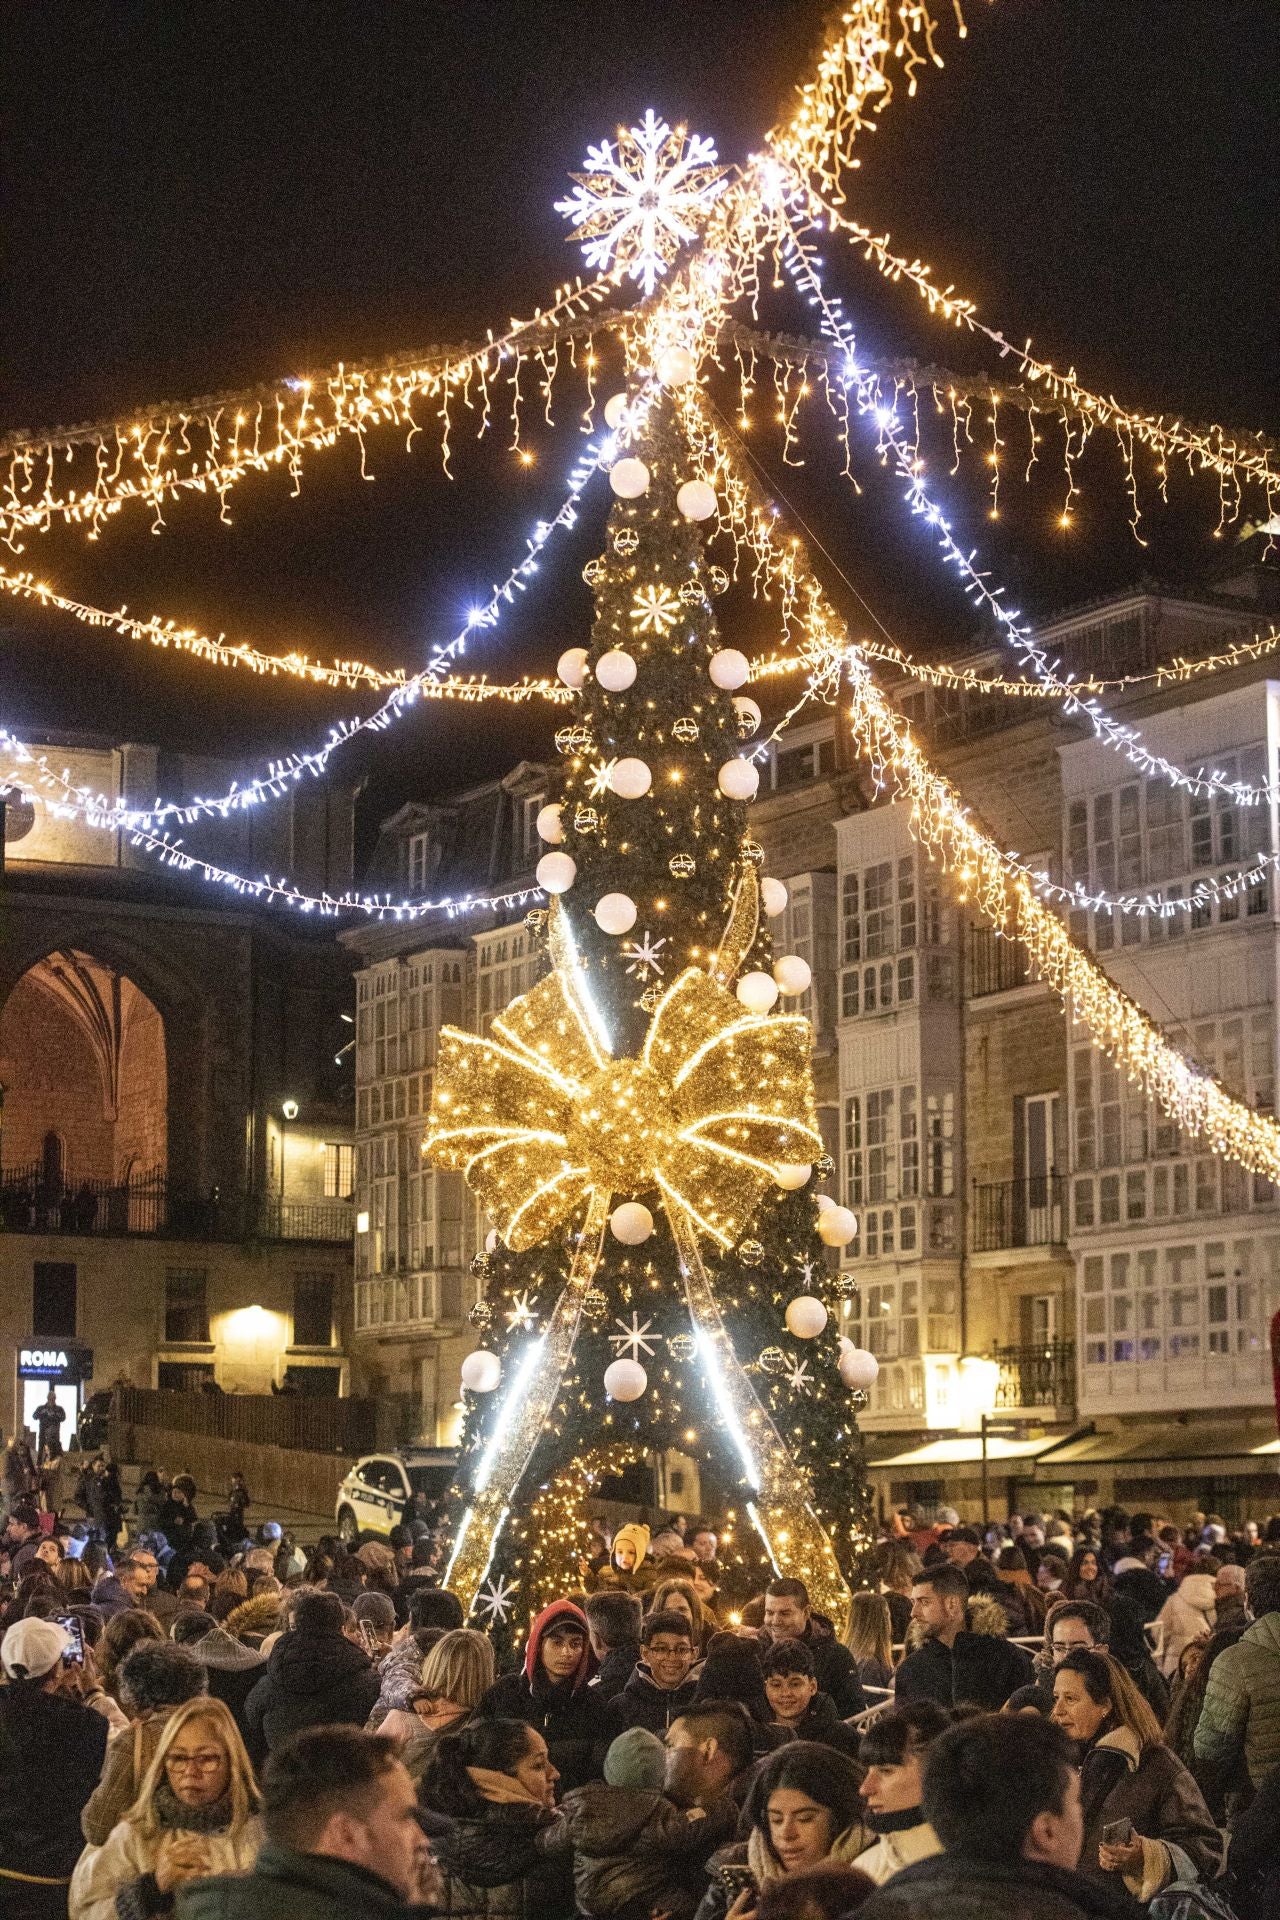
[0,949,168,1229]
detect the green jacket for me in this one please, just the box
[176,1841,432,1920]
[1193,1608,1280,1788]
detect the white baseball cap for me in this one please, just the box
[1,1617,69,1680]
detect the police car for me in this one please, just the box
[335,1449,456,1545]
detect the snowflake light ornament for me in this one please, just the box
[610,1312,661,1360]
[631,584,680,635]
[622,929,667,980]
[476,1575,517,1624]
[781,1355,814,1395]
[504,1289,538,1333]
[555,110,729,297]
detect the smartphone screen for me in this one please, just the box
[358,1619,379,1654]
[1102,1818,1133,1845]
[55,1614,85,1667]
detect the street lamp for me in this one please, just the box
[279,1099,299,1232]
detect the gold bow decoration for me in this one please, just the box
[425,959,823,1253]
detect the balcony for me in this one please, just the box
[971,1176,1068,1253]
[966,925,1034,997]
[0,1166,351,1245]
[993,1338,1077,1414]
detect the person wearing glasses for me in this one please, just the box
[1005,1599,1111,1716]
[69,1696,262,1920]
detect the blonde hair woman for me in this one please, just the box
[844,1592,895,1690]
[69,1697,261,1920]
[379,1627,496,1781]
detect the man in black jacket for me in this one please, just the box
[895,1563,1034,1710]
[474,1596,607,1787]
[584,1589,643,1703]
[605,1608,699,1734]
[0,1617,108,1920]
[861,1714,1141,1920]
[243,1591,380,1767]
[760,1577,866,1717]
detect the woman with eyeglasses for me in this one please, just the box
[69,1696,261,1920]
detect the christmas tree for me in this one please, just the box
[425,382,875,1643]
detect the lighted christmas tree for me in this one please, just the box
[425,376,877,1642]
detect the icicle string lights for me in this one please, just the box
[0,280,620,548]
[772,209,1280,810]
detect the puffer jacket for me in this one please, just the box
[430,1801,575,1920]
[242,1626,379,1764]
[559,1783,732,1919]
[367,1634,427,1730]
[1194,1608,1280,1789]
[604,1665,698,1736]
[858,1853,1144,1920]
[1151,1575,1216,1679]
[0,1683,107,1918]
[1076,1725,1222,1902]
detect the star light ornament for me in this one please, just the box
[555,110,729,297]
[610,1313,661,1361]
[475,1575,518,1624]
[623,930,668,981]
[504,1290,538,1333]
[631,584,681,635]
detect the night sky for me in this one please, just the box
[2,2,1276,856]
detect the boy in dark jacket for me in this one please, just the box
[475,1598,607,1788]
[560,1727,731,1920]
[605,1609,699,1736]
[761,1640,861,1756]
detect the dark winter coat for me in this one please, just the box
[858,1852,1144,1920]
[1194,1609,1280,1790]
[558,1783,732,1920]
[777,1692,862,1757]
[788,1624,866,1718]
[1006,1666,1056,1716]
[894,1629,1034,1711]
[591,1645,641,1705]
[177,1842,434,1920]
[242,1624,380,1764]
[1224,1756,1280,1920]
[0,1683,107,1919]
[89,1572,137,1619]
[475,1599,605,1789]
[1112,1566,1172,1625]
[430,1801,575,1920]
[604,1665,699,1736]
[191,1624,266,1737]
[1076,1726,1222,1900]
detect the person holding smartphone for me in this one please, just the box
[0,1618,108,1919]
[1051,1649,1221,1902]
[694,1745,869,1920]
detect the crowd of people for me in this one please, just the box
[1,1466,1279,1920]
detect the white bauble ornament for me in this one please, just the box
[708,648,750,690]
[814,1193,835,1214]
[736,971,779,1014]
[717,758,760,801]
[610,1201,654,1245]
[594,892,637,936]
[761,876,789,918]
[485,1228,499,1253]
[610,757,652,799]
[817,1204,858,1248]
[774,955,813,996]
[656,346,698,387]
[784,1295,829,1339]
[733,696,762,737]
[775,1163,812,1191]
[839,1345,880,1391]
[676,479,717,522]
[603,392,631,429]
[535,803,565,845]
[596,649,637,692]
[604,1357,648,1401]
[460,1350,501,1394]
[609,457,650,499]
[536,851,577,894]
[557,647,589,689]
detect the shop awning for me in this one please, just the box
[1022,1420,1280,1479]
[866,1431,1078,1471]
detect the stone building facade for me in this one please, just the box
[0,729,357,1445]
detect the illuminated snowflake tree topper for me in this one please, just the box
[555,110,728,296]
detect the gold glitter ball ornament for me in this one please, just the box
[468,1299,494,1330]
[707,565,730,595]
[669,853,696,879]
[678,579,705,606]
[582,1287,609,1322]
[759,1344,788,1375]
[739,1238,765,1266]
[555,723,593,755]
[612,527,640,556]
[668,1332,697,1362]
[582,557,607,586]
[672,717,700,743]
[574,806,600,833]
[525,908,549,941]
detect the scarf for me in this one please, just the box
[865,1806,925,1834]
[746,1821,867,1887]
[152,1780,236,1834]
[465,1766,548,1807]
